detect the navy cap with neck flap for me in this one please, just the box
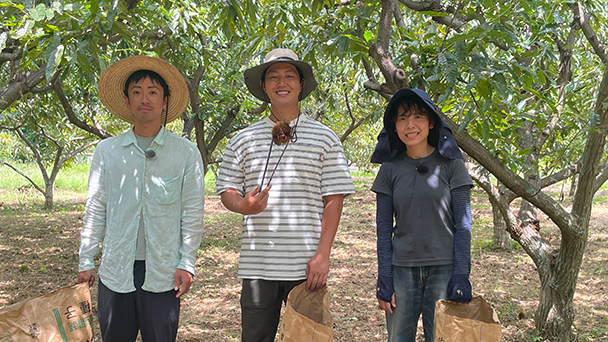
[370,88,462,164]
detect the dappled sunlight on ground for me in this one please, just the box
[1,182,607,341]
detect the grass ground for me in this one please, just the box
[0,165,607,341]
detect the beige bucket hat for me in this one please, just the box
[244,48,318,102]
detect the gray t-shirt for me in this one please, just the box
[135,134,156,260]
[371,149,472,267]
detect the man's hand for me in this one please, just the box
[305,252,330,292]
[77,270,95,287]
[174,268,194,298]
[221,185,272,215]
[378,294,396,314]
[241,185,272,215]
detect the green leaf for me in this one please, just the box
[463,76,478,94]
[523,74,533,89]
[438,53,448,69]
[516,99,527,112]
[30,3,46,21]
[112,21,134,42]
[482,119,490,141]
[46,44,64,82]
[537,69,547,86]
[364,30,372,43]
[14,20,35,39]
[0,32,7,52]
[312,0,324,13]
[458,103,476,132]
[517,0,533,13]
[437,88,452,104]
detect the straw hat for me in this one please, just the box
[244,48,318,102]
[98,56,189,124]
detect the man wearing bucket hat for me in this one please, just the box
[216,48,355,342]
[77,56,205,341]
[370,88,473,342]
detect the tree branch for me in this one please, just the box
[441,112,575,233]
[571,2,608,65]
[14,128,49,188]
[369,0,409,93]
[542,162,581,188]
[339,82,367,142]
[0,66,47,113]
[572,67,608,216]
[52,80,111,139]
[593,164,608,194]
[466,161,553,269]
[0,160,45,194]
[207,104,238,155]
[399,0,468,30]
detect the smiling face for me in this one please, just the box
[123,76,168,130]
[261,62,304,106]
[394,102,434,152]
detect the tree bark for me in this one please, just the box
[0,67,46,113]
[534,62,608,341]
[490,193,510,249]
[44,182,54,209]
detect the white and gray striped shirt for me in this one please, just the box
[216,115,355,280]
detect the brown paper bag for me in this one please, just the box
[278,282,333,342]
[434,296,501,342]
[0,283,94,342]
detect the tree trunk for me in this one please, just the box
[518,200,539,232]
[491,199,510,248]
[535,221,587,341]
[44,182,54,209]
[193,114,208,175]
[569,174,577,197]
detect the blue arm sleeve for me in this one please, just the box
[376,192,394,302]
[451,185,472,275]
[447,185,473,302]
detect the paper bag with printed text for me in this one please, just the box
[0,283,94,342]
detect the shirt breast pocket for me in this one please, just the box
[151,175,181,206]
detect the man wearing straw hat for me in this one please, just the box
[77,56,205,341]
[216,48,355,341]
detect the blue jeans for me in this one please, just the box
[386,265,452,342]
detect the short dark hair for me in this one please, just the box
[261,64,304,83]
[123,70,169,98]
[389,97,433,124]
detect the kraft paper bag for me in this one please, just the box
[0,283,94,342]
[434,296,501,342]
[278,282,333,342]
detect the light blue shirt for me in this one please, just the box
[79,127,205,293]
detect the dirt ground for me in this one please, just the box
[0,178,607,341]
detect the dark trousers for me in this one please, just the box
[240,278,306,342]
[97,261,180,342]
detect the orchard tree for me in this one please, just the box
[353,0,608,339]
[0,93,98,209]
[0,1,123,208]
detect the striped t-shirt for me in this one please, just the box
[216,115,355,280]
